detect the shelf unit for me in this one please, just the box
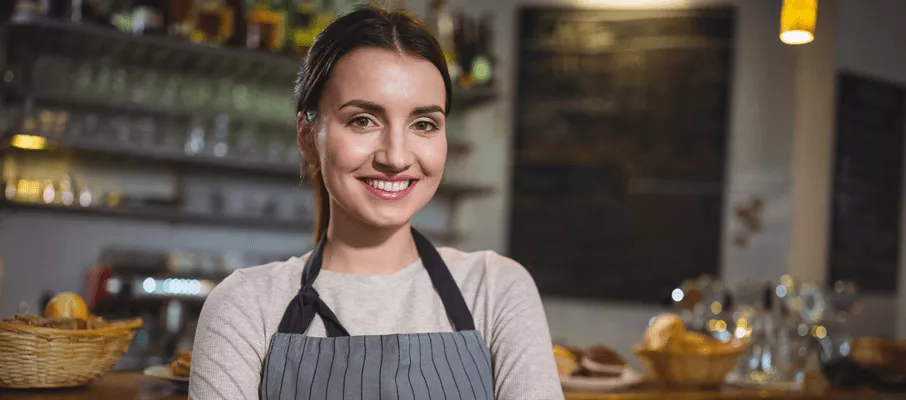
[0,19,497,111]
[0,199,462,243]
[0,18,498,240]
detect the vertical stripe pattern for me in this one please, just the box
[261,331,494,400]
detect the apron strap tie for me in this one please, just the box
[279,284,350,336]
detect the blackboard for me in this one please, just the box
[828,73,906,293]
[510,7,735,302]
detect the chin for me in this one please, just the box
[359,210,416,230]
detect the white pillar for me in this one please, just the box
[786,0,838,283]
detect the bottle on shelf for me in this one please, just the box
[11,0,46,21]
[471,13,493,86]
[427,0,458,82]
[167,0,192,37]
[453,12,476,89]
[246,0,286,53]
[47,0,82,23]
[81,0,115,26]
[286,0,318,58]
[132,0,168,36]
[188,0,236,45]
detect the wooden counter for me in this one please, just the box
[0,373,185,400]
[1,373,904,400]
[565,385,906,400]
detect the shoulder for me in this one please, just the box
[203,257,304,312]
[438,247,539,296]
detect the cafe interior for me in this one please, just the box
[1,0,906,398]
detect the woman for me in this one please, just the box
[190,6,561,400]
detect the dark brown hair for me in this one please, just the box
[295,5,453,244]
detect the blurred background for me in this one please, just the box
[0,0,904,387]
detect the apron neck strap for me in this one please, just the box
[278,227,475,336]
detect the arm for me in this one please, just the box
[487,255,564,400]
[189,271,266,400]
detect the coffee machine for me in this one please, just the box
[83,247,229,370]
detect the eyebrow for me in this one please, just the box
[338,99,445,116]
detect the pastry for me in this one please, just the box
[170,351,192,377]
[643,313,684,350]
[553,345,580,377]
[44,292,89,320]
[580,346,625,378]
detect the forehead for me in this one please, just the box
[323,47,446,112]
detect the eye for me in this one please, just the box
[350,116,374,128]
[412,120,439,132]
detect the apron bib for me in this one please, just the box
[260,228,495,400]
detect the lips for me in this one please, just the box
[357,176,419,200]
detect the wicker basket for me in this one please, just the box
[633,344,744,387]
[0,317,143,388]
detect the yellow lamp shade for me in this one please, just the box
[780,0,817,45]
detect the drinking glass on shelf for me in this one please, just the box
[232,83,251,114]
[135,117,157,147]
[30,56,68,97]
[233,122,263,161]
[284,143,301,165]
[92,63,114,100]
[130,69,160,105]
[180,76,209,110]
[37,109,56,136]
[184,117,207,156]
[109,115,132,144]
[209,114,230,158]
[80,113,102,141]
[160,117,185,152]
[110,65,129,102]
[212,79,235,114]
[265,131,286,163]
[159,73,182,110]
[71,61,95,99]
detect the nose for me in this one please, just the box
[373,124,414,173]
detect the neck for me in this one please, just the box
[320,202,420,275]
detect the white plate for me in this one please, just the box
[560,368,644,393]
[144,365,190,390]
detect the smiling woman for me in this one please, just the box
[188,6,562,400]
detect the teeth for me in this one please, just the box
[366,179,411,193]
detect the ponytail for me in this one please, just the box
[309,164,330,247]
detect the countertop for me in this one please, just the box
[0,373,185,400]
[1,373,904,400]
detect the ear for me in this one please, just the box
[297,112,319,166]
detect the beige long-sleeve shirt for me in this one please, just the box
[189,247,563,400]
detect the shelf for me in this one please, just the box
[2,18,498,114]
[26,92,295,130]
[451,86,498,112]
[0,199,462,243]
[1,134,492,197]
[4,17,298,82]
[3,133,300,179]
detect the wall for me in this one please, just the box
[446,0,803,365]
[448,0,906,361]
[834,0,906,340]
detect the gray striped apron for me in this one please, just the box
[260,228,495,400]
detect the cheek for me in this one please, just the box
[319,130,371,172]
[418,138,447,174]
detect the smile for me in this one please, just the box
[357,177,418,200]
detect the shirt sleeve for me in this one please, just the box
[486,254,564,400]
[189,270,267,400]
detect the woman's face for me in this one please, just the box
[302,47,448,230]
